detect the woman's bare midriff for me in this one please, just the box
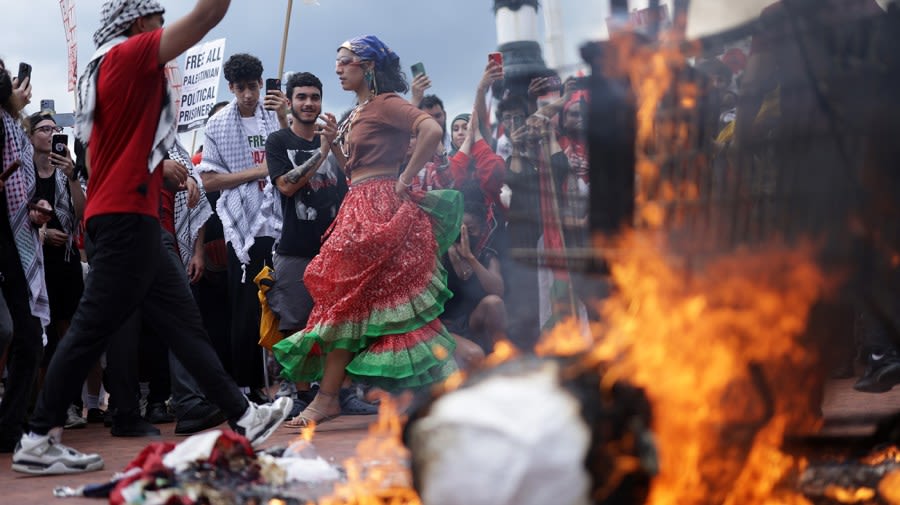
[350,168,399,185]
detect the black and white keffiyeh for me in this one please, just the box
[168,140,213,267]
[75,0,175,174]
[93,0,165,47]
[198,100,281,269]
[1,111,50,329]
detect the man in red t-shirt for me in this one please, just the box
[13,0,291,475]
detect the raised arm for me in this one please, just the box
[475,62,503,146]
[158,0,231,65]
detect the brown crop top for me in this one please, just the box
[341,93,431,177]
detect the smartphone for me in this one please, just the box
[265,78,281,94]
[40,99,55,113]
[488,52,503,67]
[410,62,426,78]
[0,160,21,181]
[16,62,32,85]
[512,115,525,133]
[572,76,589,90]
[27,202,54,216]
[52,134,68,156]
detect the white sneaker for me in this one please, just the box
[11,432,104,475]
[232,396,293,448]
[64,405,87,429]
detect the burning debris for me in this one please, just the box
[404,357,655,505]
[799,446,900,505]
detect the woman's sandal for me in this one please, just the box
[284,406,339,429]
[284,390,340,429]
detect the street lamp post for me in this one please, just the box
[493,0,555,99]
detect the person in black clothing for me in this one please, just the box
[440,193,506,368]
[26,112,99,430]
[264,72,355,419]
[0,59,53,453]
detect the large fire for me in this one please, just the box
[535,26,835,503]
[535,232,829,505]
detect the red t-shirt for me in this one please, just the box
[85,29,165,222]
[159,187,176,236]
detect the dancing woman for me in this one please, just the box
[273,35,462,426]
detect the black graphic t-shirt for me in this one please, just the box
[266,128,347,257]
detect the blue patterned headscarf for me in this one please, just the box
[338,35,400,70]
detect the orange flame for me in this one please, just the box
[482,338,519,367]
[318,396,421,505]
[535,231,828,505]
[824,485,876,503]
[861,446,900,466]
[880,470,900,505]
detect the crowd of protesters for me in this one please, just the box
[0,0,898,477]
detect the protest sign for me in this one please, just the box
[177,38,226,133]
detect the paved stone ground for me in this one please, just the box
[0,378,897,504]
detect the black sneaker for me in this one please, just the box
[12,432,103,475]
[111,414,162,438]
[145,402,175,424]
[86,408,106,424]
[854,350,900,393]
[174,403,227,435]
[339,388,378,415]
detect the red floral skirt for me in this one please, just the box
[273,178,462,390]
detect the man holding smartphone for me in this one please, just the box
[198,53,288,403]
[14,0,292,476]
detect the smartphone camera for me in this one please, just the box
[511,115,525,133]
[52,134,68,157]
[572,76,589,90]
[16,62,32,85]
[410,62,426,79]
[265,78,281,94]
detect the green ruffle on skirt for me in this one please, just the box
[272,189,463,390]
[417,189,464,255]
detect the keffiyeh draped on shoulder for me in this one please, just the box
[168,140,213,267]
[75,0,174,175]
[197,100,281,267]
[1,110,50,328]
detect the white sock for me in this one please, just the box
[86,393,100,410]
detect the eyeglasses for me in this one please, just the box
[33,125,62,134]
[335,56,363,67]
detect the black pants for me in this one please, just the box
[226,237,273,389]
[30,214,246,434]
[103,230,211,418]
[0,250,43,441]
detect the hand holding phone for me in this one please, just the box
[488,52,503,68]
[28,202,54,217]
